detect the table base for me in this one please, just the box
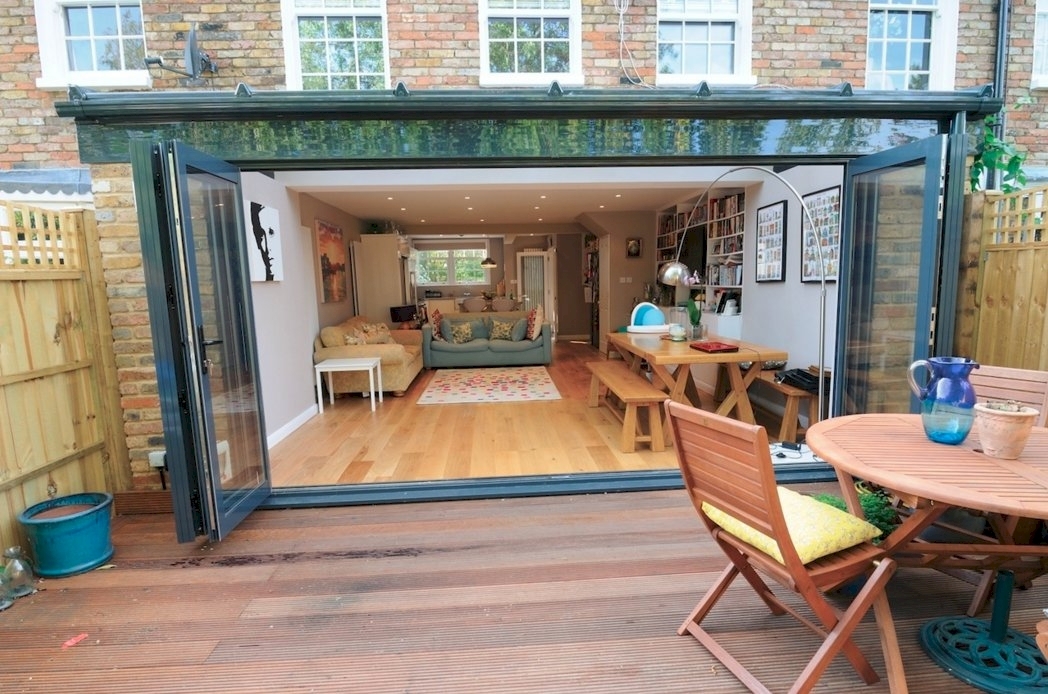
[920,617,1048,692]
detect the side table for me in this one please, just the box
[314,357,383,413]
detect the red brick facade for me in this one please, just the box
[2,0,1044,490]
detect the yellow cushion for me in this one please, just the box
[701,487,880,565]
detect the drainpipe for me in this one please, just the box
[990,0,1011,190]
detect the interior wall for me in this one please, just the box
[554,234,587,338]
[296,194,362,328]
[241,173,320,442]
[741,165,843,375]
[577,210,655,332]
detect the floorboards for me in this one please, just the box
[2,487,1038,692]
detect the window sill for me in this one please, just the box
[36,71,153,92]
[479,73,585,89]
[655,74,758,88]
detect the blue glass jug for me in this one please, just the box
[906,357,979,444]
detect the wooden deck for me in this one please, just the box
[3,487,1042,692]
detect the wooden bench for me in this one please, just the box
[752,368,823,443]
[586,361,667,453]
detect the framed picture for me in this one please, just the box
[626,237,642,258]
[800,186,841,283]
[315,218,347,303]
[755,200,786,282]
[247,201,283,282]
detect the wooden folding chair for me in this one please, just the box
[666,401,907,693]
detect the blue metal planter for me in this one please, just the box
[18,493,114,577]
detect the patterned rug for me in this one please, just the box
[417,366,561,405]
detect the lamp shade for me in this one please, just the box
[658,260,690,286]
[480,257,497,269]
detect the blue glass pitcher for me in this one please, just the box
[906,357,979,444]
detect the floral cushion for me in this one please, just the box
[450,321,474,344]
[701,486,880,565]
[526,304,545,340]
[490,317,516,340]
[358,322,393,344]
[430,309,446,342]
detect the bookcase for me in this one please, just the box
[705,192,746,313]
[655,190,745,314]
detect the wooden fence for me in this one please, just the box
[963,185,1048,369]
[0,204,128,548]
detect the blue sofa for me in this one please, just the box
[421,310,552,368]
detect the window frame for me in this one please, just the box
[655,0,755,87]
[865,0,958,91]
[34,0,151,90]
[415,241,494,287]
[280,0,391,91]
[478,0,584,88]
[1034,0,1048,90]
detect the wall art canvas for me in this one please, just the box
[247,201,283,282]
[755,200,786,282]
[801,186,841,283]
[315,218,347,302]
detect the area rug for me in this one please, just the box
[417,366,561,405]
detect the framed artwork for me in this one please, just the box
[315,218,347,302]
[247,201,283,282]
[626,237,642,258]
[800,186,841,283]
[755,200,786,282]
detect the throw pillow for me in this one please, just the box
[430,309,446,342]
[511,318,528,341]
[344,331,366,346]
[490,317,515,340]
[359,322,393,344]
[701,487,881,565]
[527,304,545,340]
[450,321,474,344]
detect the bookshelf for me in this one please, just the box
[656,190,745,314]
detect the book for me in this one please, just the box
[690,341,740,353]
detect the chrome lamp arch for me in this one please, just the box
[657,166,829,420]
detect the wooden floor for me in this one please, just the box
[2,487,1039,692]
[270,341,692,487]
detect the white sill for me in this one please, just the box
[36,71,153,91]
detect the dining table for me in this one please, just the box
[806,413,1048,694]
[605,331,788,424]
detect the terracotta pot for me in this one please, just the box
[973,403,1039,459]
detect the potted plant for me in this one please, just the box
[974,399,1039,459]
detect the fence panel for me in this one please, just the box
[975,186,1048,369]
[0,204,128,548]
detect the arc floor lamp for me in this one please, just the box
[657,166,830,421]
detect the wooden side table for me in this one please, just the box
[314,357,383,413]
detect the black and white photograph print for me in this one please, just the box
[248,201,283,282]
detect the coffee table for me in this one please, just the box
[314,357,382,413]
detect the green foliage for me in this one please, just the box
[969,113,1028,194]
[686,296,702,326]
[811,489,898,542]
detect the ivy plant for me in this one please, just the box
[969,112,1028,194]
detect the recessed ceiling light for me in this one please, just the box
[540,194,547,199]
[400,207,407,211]
[615,193,622,198]
[599,204,605,209]
[464,195,471,200]
[534,205,540,210]
[387,196,394,201]
[467,206,473,211]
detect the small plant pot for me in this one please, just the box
[18,493,114,577]
[974,403,1039,459]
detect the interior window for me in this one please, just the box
[656,0,754,86]
[479,0,582,87]
[282,0,389,90]
[1034,0,1048,89]
[866,0,957,91]
[35,0,150,89]
[416,245,490,286]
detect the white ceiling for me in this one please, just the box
[276,165,761,232]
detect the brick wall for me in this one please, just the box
[7,0,1045,490]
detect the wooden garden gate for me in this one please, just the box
[0,204,128,548]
